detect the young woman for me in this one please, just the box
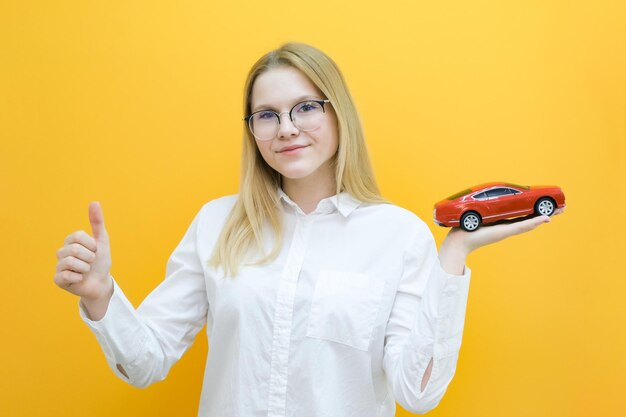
[54,42,560,416]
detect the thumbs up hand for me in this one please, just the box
[55,202,113,305]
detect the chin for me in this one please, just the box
[270,163,316,179]
[279,170,316,180]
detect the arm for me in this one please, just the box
[383,222,471,414]
[79,207,209,388]
[412,211,563,399]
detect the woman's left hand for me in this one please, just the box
[438,208,565,275]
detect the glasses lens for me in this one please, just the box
[249,111,278,141]
[293,101,325,132]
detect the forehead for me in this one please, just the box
[251,66,323,109]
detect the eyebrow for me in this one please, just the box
[252,95,324,113]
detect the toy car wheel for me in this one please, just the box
[460,211,481,232]
[535,198,555,216]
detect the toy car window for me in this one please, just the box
[487,188,508,197]
[507,188,521,194]
[473,192,488,199]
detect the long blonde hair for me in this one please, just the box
[209,42,388,277]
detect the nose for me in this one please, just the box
[276,111,299,139]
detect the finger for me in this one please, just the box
[56,243,97,263]
[64,230,97,252]
[510,215,550,235]
[54,270,84,286]
[56,256,91,274]
[483,215,548,240]
[89,201,108,241]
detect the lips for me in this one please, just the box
[278,144,308,153]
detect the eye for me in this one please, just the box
[296,101,321,113]
[256,111,276,120]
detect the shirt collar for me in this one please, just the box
[277,187,361,217]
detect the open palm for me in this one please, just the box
[443,207,565,257]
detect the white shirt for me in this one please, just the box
[79,189,471,417]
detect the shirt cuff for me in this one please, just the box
[78,277,149,364]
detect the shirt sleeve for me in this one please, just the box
[382,221,471,414]
[78,206,209,388]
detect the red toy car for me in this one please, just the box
[433,182,566,231]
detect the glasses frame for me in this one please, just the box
[243,99,331,141]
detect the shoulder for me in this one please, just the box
[354,201,435,249]
[360,201,431,233]
[198,194,239,217]
[193,194,240,232]
[373,202,440,257]
[180,194,240,250]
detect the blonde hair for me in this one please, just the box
[209,42,388,277]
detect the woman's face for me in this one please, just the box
[250,66,338,185]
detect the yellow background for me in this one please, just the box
[1,1,624,416]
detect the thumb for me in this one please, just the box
[89,201,108,241]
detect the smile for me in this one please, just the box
[279,145,309,155]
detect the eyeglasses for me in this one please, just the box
[243,99,331,141]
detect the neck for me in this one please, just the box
[282,172,337,215]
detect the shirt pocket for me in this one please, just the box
[306,269,386,351]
